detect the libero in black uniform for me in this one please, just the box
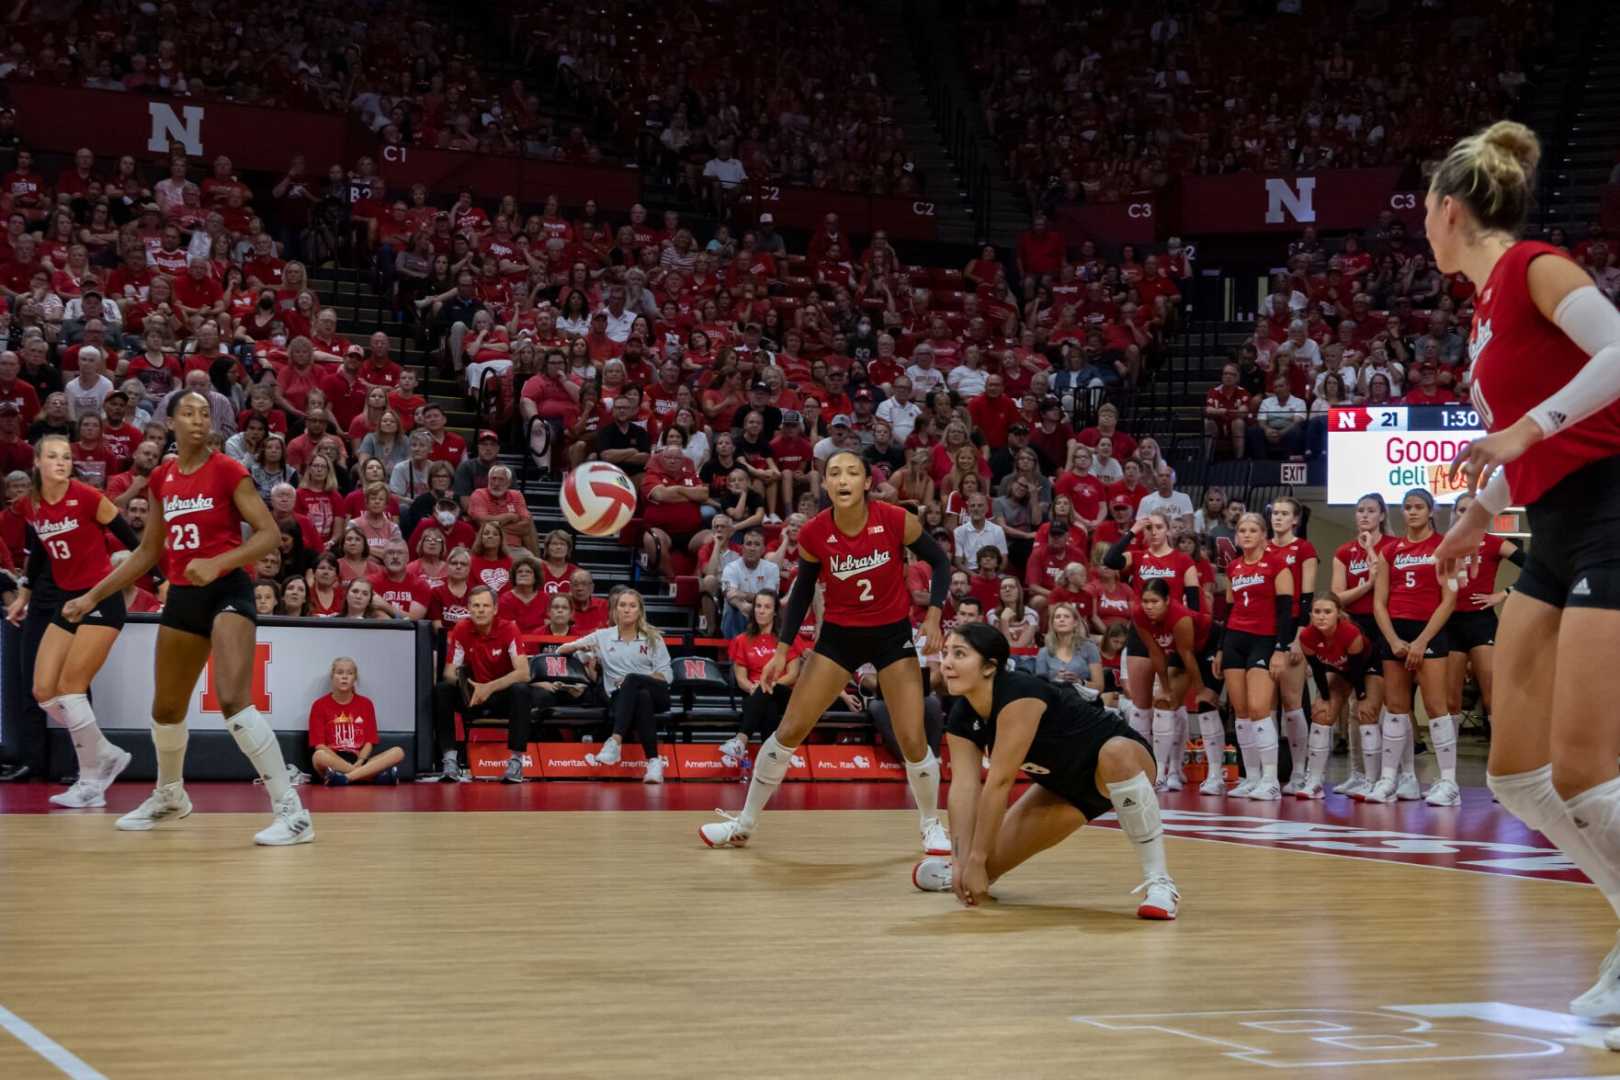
[911,623,1180,920]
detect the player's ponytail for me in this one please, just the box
[1429,120,1540,235]
[952,621,1010,677]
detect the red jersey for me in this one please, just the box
[1454,532,1510,614]
[1091,582,1135,625]
[447,617,523,683]
[1267,537,1318,616]
[1300,618,1365,670]
[1334,535,1398,615]
[368,570,432,615]
[728,631,781,683]
[306,693,378,753]
[24,480,113,591]
[796,499,910,627]
[430,582,472,628]
[1132,598,1213,654]
[498,589,550,634]
[572,595,611,634]
[1129,547,1195,596]
[148,453,251,584]
[1469,240,1620,505]
[1054,471,1107,522]
[1384,532,1446,621]
[541,561,578,596]
[1226,551,1289,636]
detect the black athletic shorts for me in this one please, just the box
[1517,455,1620,612]
[1447,608,1498,652]
[1380,616,1450,662]
[38,585,127,634]
[1038,714,1153,821]
[1155,625,1220,690]
[814,618,917,674]
[1221,628,1277,671]
[161,569,257,638]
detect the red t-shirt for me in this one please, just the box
[498,589,551,634]
[368,570,432,615]
[447,617,523,683]
[572,595,611,634]
[640,460,704,535]
[967,394,1020,448]
[470,554,513,593]
[1053,470,1107,523]
[429,582,473,629]
[306,692,379,753]
[796,499,910,627]
[728,631,781,683]
[23,479,113,591]
[1091,582,1134,625]
[1226,551,1289,636]
[1385,532,1446,621]
[148,453,251,584]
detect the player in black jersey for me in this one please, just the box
[912,623,1180,919]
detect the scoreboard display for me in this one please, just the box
[1326,405,1486,506]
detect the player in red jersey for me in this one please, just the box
[64,391,313,845]
[1267,497,1319,794]
[1131,579,1220,793]
[700,451,954,852]
[1371,489,1457,806]
[1296,594,1372,800]
[1444,492,1524,735]
[1212,512,1294,801]
[1102,512,1200,790]
[1427,123,1620,1027]
[5,435,141,807]
[1330,493,1398,795]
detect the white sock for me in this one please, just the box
[1565,776,1620,918]
[1429,714,1457,782]
[153,722,188,788]
[1401,716,1416,773]
[1306,724,1332,784]
[1126,703,1151,741]
[1173,707,1189,775]
[904,748,941,827]
[1381,713,1408,784]
[56,693,113,774]
[1106,771,1168,882]
[1151,709,1178,782]
[739,733,793,829]
[1252,716,1279,782]
[226,707,292,804]
[1284,708,1308,779]
[1358,723,1381,779]
[1234,718,1257,779]
[1197,710,1224,776]
[1491,766,1620,917]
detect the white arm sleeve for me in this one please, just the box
[1525,286,1620,436]
[1474,466,1514,517]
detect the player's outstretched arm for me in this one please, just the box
[67,498,167,617]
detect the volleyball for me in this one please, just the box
[562,462,638,536]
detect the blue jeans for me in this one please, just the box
[721,603,750,639]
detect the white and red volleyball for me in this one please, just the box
[561,462,638,536]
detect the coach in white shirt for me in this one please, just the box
[1135,463,1195,532]
[953,494,1008,570]
[874,375,922,442]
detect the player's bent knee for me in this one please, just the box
[1097,736,1151,781]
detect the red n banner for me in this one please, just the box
[201,642,273,714]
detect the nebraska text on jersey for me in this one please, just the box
[33,517,82,539]
[1393,552,1434,571]
[828,550,892,581]
[164,494,216,519]
[1230,570,1269,590]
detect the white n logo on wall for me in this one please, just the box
[1264,177,1316,224]
[147,103,204,156]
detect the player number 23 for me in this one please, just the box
[169,522,200,550]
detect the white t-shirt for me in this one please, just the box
[1257,394,1308,430]
[64,374,114,420]
[1136,490,1194,522]
[948,366,988,397]
[905,364,945,395]
[722,557,780,602]
[703,157,748,189]
[874,398,921,442]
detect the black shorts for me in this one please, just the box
[1220,628,1277,671]
[39,586,127,634]
[1037,714,1153,821]
[813,618,917,674]
[1152,630,1220,690]
[1447,608,1498,652]
[161,570,258,638]
[1517,455,1620,611]
[1380,617,1450,662]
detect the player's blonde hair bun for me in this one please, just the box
[1430,120,1541,234]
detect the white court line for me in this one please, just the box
[0,1004,106,1080]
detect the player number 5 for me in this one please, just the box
[169,522,200,550]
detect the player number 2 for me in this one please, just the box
[169,522,200,550]
[857,578,873,602]
[46,539,70,561]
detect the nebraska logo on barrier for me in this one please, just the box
[1264,176,1316,224]
[200,642,271,713]
[149,102,204,156]
[538,655,571,678]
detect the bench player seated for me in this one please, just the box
[308,657,404,785]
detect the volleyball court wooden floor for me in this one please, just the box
[2,782,1618,1079]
